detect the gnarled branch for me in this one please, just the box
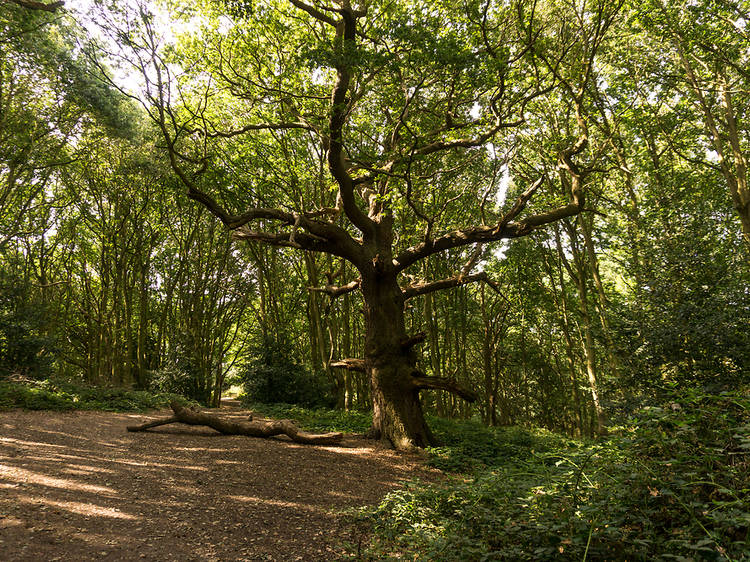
[126,416,178,432]
[308,279,360,298]
[394,175,582,272]
[288,0,337,27]
[414,120,518,157]
[403,271,495,299]
[230,228,359,263]
[412,374,478,402]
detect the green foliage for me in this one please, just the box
[0,379,188,412]
[352,388,750,561]
[426,416,575,473]
[0,280,55,379]
[612,164,750,387]
[240,401,372,434]
[238,333,334,408]
[147,365,199,399]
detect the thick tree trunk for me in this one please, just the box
[367,358,434,449]
[127,402,343,445]
[358,270,433,449]
[356,267,477,450]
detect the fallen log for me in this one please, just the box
[127,416,179,432]
[127,402,343,446]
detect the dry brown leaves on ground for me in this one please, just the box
[0,405,439,561]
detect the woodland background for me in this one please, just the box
[1,0,750,559]
[1,0,748,435]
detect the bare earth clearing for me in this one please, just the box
[0,404,438,561]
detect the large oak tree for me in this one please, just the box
[104,0,620,449]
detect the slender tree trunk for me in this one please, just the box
[579,213,621,383]
[479,285,505,426]
[304,253,329,374]
[547,234,585,437]
[562,223,606,435]
[341,291,353,411]
[136,248,150,389]
[423,291,442,407]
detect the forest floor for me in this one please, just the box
[0,401,438,561]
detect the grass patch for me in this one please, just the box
[0,378,188,412]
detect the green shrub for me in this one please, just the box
[0,282,56,379]
[238,334,334,408]
[352,387,750,561]
[0,379,188,412]
[0,381,74,411]
[426,416,576,472]
[147,365,199,399]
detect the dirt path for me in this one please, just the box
[0,405,438,561]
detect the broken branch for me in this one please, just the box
[127,416,178,432]
[412,374,479,402]
[329,358,367,372]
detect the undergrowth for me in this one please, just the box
[426,416,578,473]
[240,400,373,434]
[347,387,750,561]
[0,378,188,412]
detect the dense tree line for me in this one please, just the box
[0,0,748,444]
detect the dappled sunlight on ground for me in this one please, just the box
[15,496,140,520]
[1,464,115,494]
[227,495,325,514]
[0,407,437,561]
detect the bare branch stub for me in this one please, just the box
[329,358,367,372]
[400,332,426,350]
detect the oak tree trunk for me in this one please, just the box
[360,271,434,449]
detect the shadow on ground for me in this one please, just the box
[0,406,436,561]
